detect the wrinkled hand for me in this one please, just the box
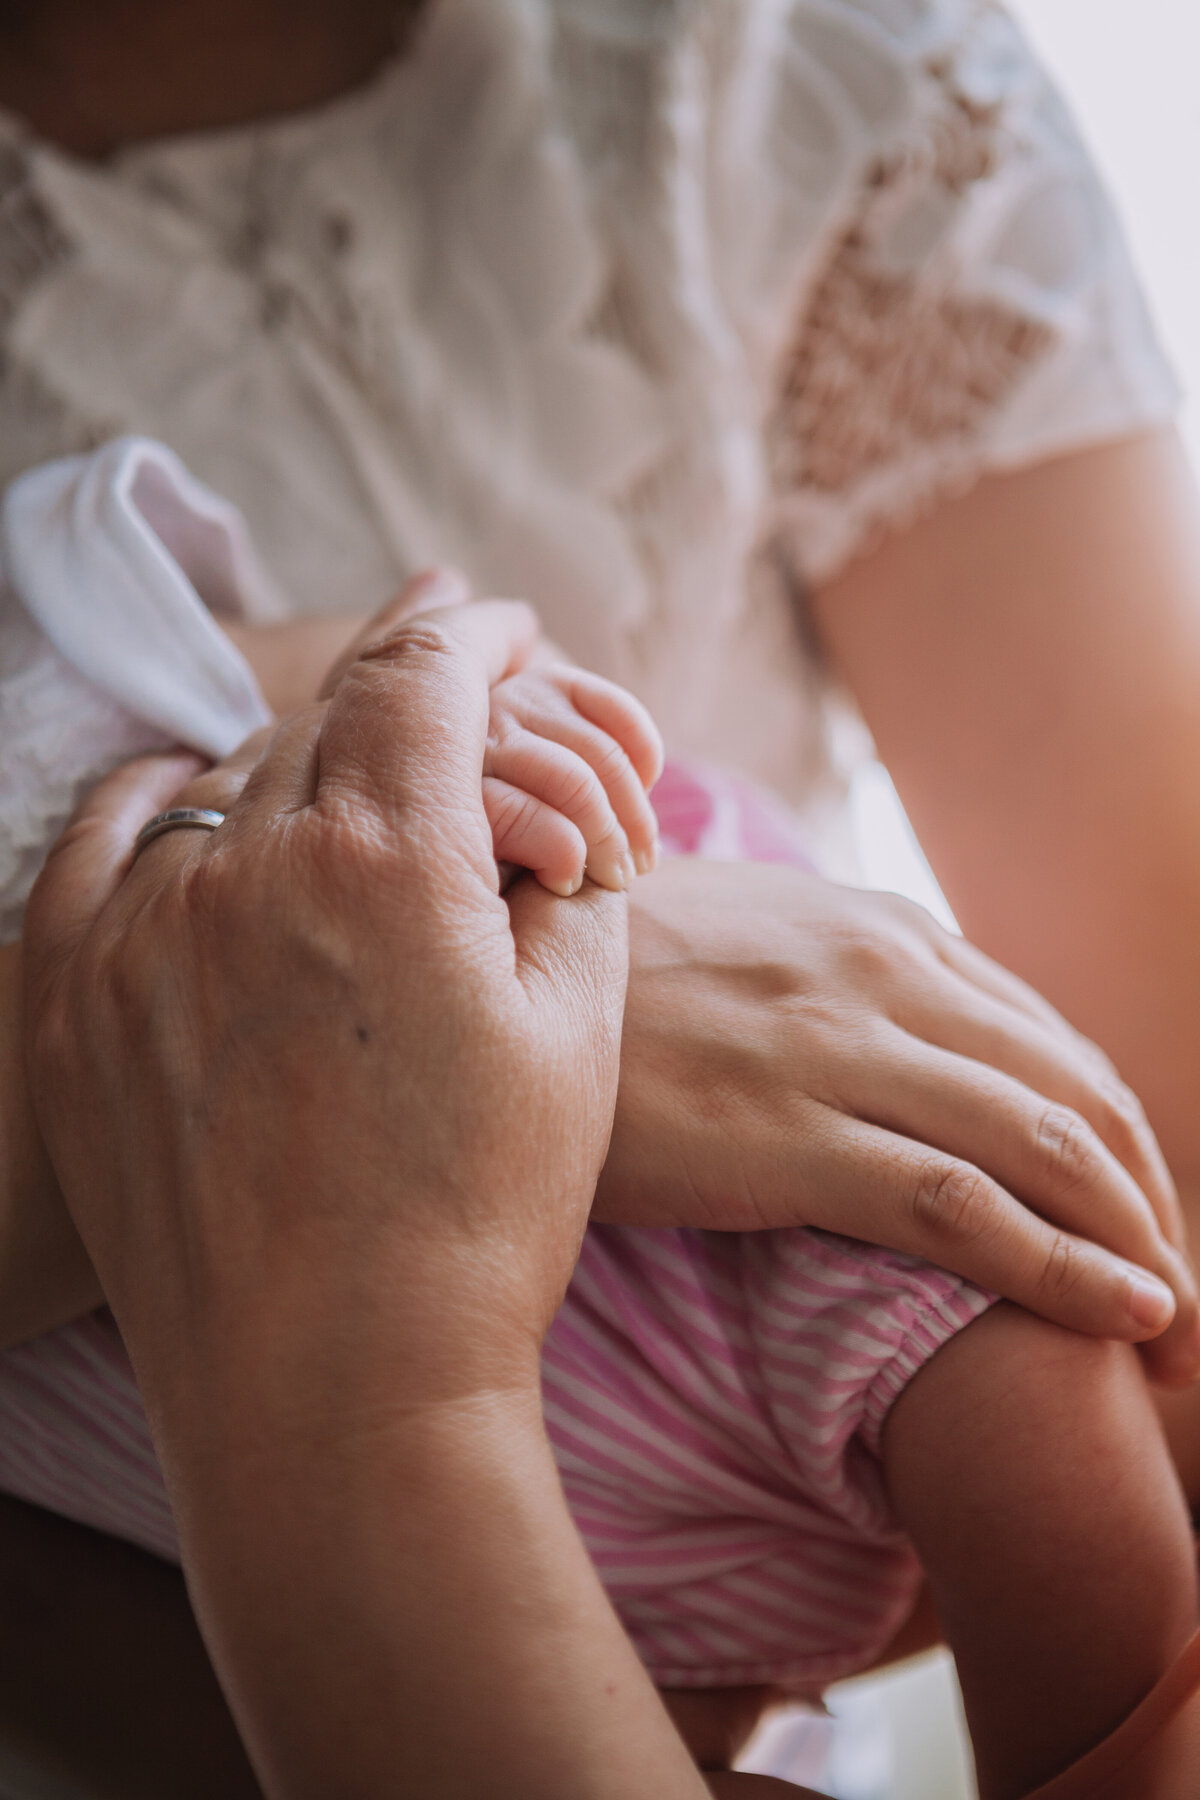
[597,858,1200,1384]
[23,599,629,1413]
[318,574,663,895]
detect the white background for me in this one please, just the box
[1010,0,1200,469]
[855,0,1200,918]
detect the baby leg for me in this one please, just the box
[884,1302,1197,1800]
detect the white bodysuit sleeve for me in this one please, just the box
[0,436,278,943]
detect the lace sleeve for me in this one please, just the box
[763,1,1181,586]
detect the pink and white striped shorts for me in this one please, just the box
[0,761,993,1695]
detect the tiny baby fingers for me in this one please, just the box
[484,730,634,892]
[489,674,660,869]
[482,778,588,896]
[557,668,665,792]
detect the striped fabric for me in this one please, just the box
[0,760,993,1693]
[550,1224,990,1691]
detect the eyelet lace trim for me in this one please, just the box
[768,13,1060,572]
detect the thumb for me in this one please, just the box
[22,752,202,1020]
[317,568,473,700]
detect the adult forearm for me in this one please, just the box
[0,943,101,1346]
[158,1347,710,1800]
[812,434,1200,1250]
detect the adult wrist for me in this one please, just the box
[131,1258,547,1468]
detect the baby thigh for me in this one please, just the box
[884,1302,1197,1800]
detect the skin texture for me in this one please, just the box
[0,1493,806,1797]
[6,568,1195,1364]
[885,1304,1197,1799]
[0,570,665,1352]
[317,576,665,897]
[2,1,1200,1786]
[812,428,1200,1482]
[597,856,1194,1375]
[20,601,724,1800]
[2,2,1199,1364]
[812,432,1200,1225]
[12,592,1200,1800]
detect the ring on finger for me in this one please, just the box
[134,808,226,855]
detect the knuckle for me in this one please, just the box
[910,1158,994,1248]
[836,925,899,987]
[1092,1074,1152,1154]
[1035,1104,1100,1193]
[490,785,541,840]
[587,736,630,786]
[360,619,456,665]
[1037,1231,1085,1303]
[878,890,938,937]
[484,709,514,754]
[553,760,604,820]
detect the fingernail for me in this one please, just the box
[633,839,659,876]
[543,870,583,898]
[1129,1272,1176,1330]
[587,854,633,892]
[405,567,470,613]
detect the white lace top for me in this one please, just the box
[0,0,1180,836]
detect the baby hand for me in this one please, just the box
[484,659,662,894]
[236,571,664,894]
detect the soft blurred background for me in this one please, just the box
[0,4,1195,1797]
[749,3,1200,1794]
[855,0,1200,922]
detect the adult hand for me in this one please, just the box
[21,601,718,1800]
[23,596,627,1406]
[598,858,1200,1385]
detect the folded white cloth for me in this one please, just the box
[0,436,278,943]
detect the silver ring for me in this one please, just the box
[135,808,226,854]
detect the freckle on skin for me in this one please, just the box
[356,1025,370,1044]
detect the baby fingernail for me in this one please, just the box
[633,840,659,876]
[408,566,469,609]
[1129,1272,1176,1330]
[544,871,583,897]
[619,849,638,888]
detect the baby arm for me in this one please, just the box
[885,1303,1198,1800]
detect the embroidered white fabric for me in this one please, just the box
[0,0,1181,873]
